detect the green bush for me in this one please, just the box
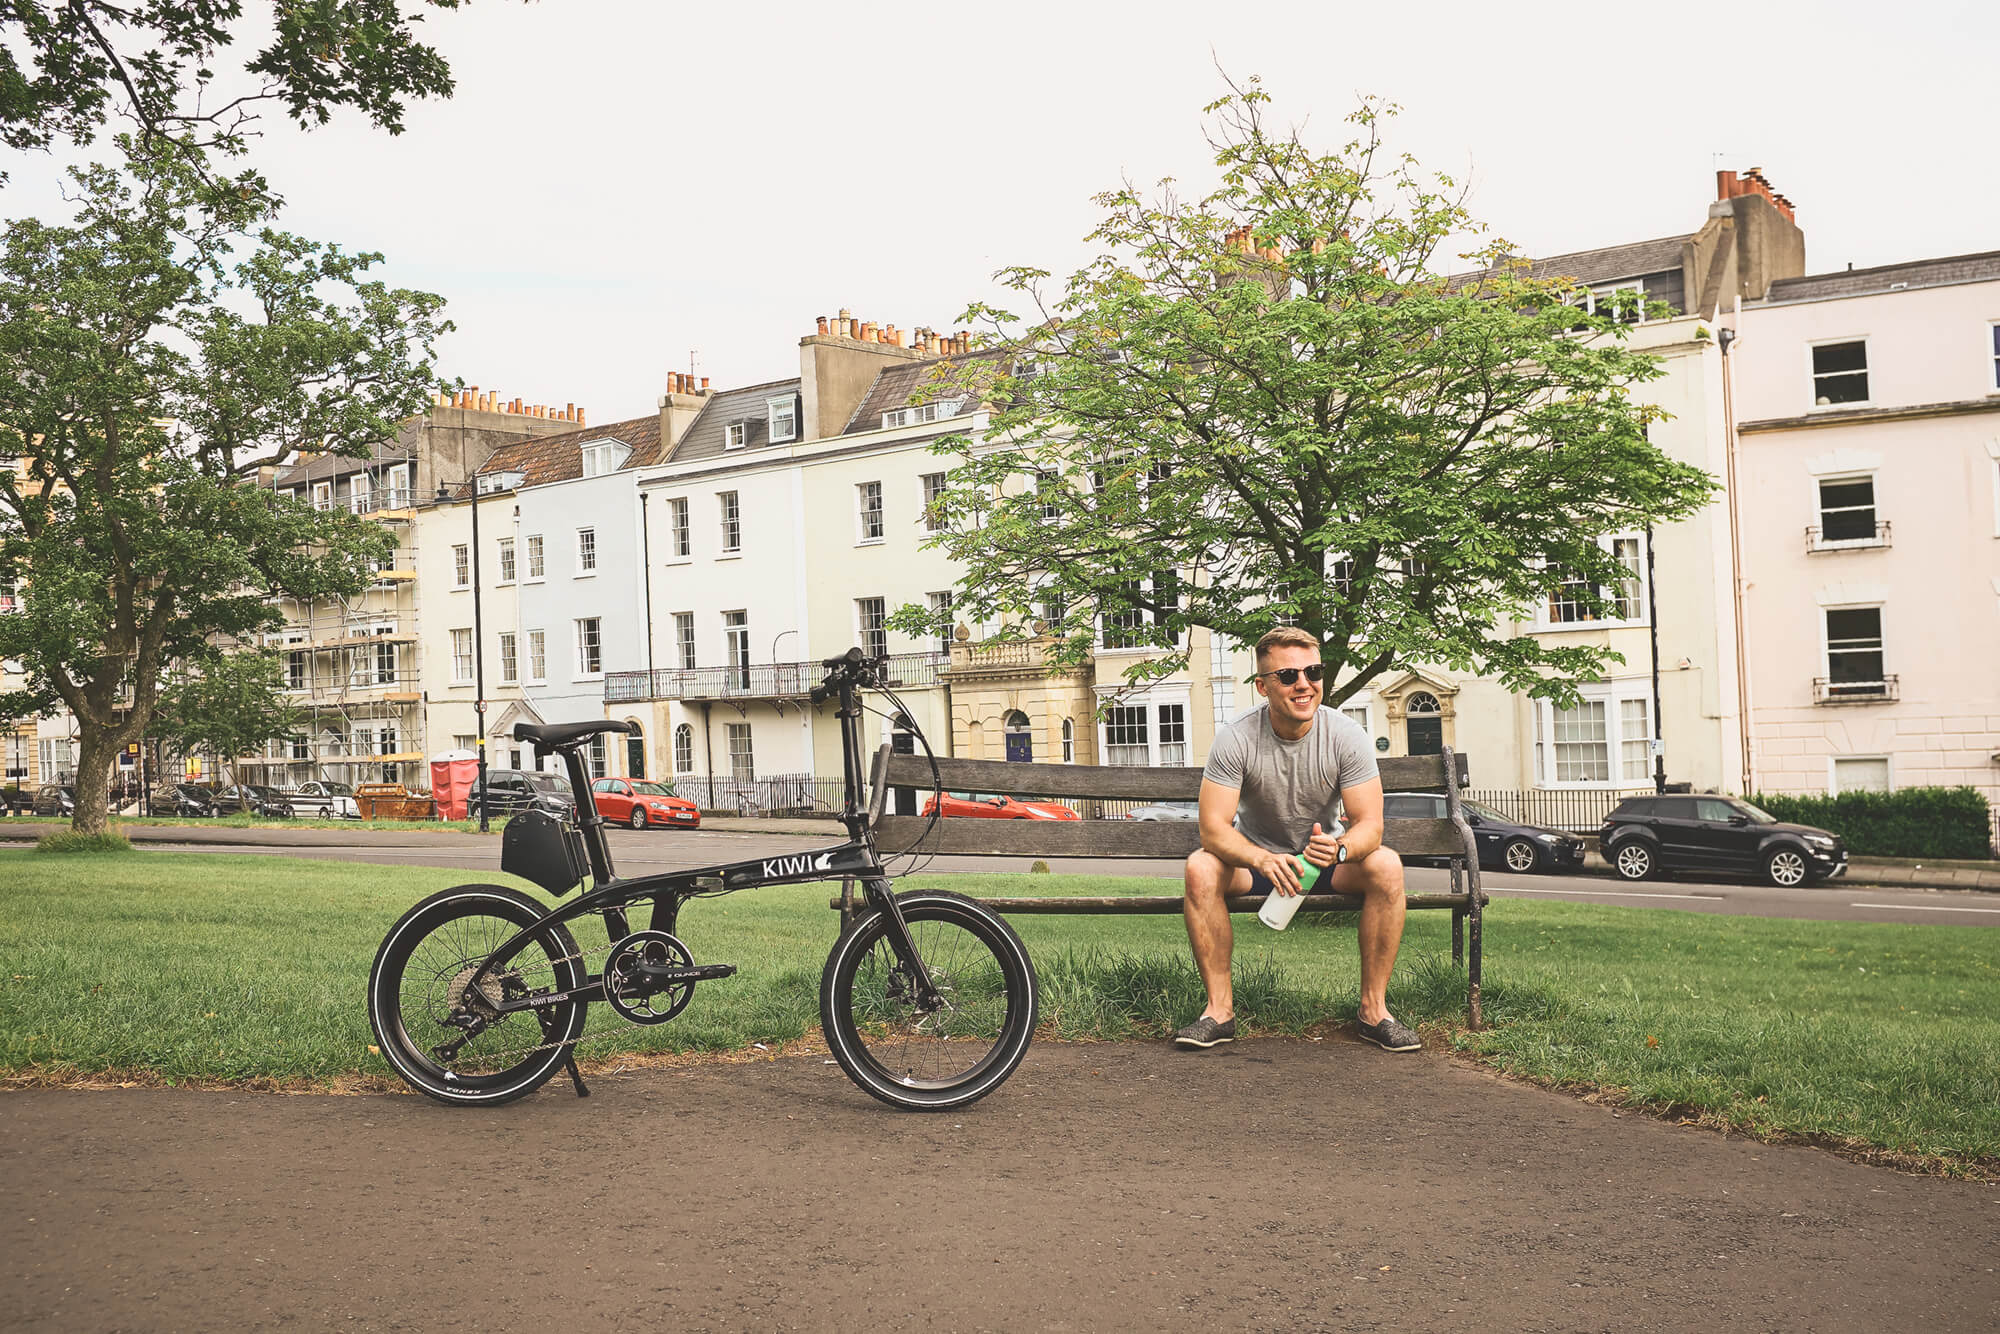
[34,831,134,855]
[1749,786,1995,860]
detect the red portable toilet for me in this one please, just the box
[429,749,478,821]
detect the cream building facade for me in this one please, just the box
[1729,251,2000,807]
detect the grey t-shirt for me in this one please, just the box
[1202,705,1379,856]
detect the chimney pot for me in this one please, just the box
[565,403,575,421]
[701,376,710,392]
[816,315,828,335]
[577,409,586,427]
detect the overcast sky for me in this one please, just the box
[5,0,1994,426]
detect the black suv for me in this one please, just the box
[468,768,575,820]
[1600,794,1847,887]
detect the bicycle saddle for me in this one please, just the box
[512,719,640,750]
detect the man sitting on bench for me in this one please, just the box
[1174,627,1420,1053]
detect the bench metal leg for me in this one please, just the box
[1452,908,1464,967]
[1466,871,1484,1030]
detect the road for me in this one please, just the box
[134,824,2000,927]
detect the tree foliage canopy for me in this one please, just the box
[0,145,448,829]
[1,0,469,166]
[150,647,300,778]
[896,85,1718,708]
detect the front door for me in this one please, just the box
[1406,715,1442,756]
[1005,731,1033,762]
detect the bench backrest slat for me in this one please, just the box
[876,750,1466,801]
[872,814,1469,860]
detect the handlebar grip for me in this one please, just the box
[821,647,866,669]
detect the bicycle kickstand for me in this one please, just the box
[563,1053,590,1098]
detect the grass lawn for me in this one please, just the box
[1,850,1994,1174]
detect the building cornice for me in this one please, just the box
[1738,397,2000,434]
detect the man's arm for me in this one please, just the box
[1324,776,1386,863]
[1199,778,1303,893]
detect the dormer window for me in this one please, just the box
[580,440,630,477]
[476,470,523,494]
[768,395,797,443]
[881,399,963,430]
[725,422,747,450]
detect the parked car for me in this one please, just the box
[2,785,34,814]
[283,780,362,820]
[921,791,1081,821]
[212,783,295,818]
[32,784,76,816]
[147,783,217,818]
[1384,793,1586,873]
[591,778,702,830]
[469,768,575,821]
[1599,794,1847,887]
[1123,801,1199,822]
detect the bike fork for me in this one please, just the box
[859,877,945,1009]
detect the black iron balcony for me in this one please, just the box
[605,651,947,704]
[1805,520,1891,552]
[1813,675,1899,704]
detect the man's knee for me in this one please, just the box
[1185,849,1229,903]
[1356,845,1405,902]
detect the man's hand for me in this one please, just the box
[1254,846,1304,896]
[1303,821,1344,869]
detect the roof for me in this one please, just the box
[1457,234,1691,289]
[472,414,662,490]
[273,436,418,488]
[665,378,803,464]
[1757,250,2000,304]
[842,349,1010,435]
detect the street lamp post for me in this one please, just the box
[1646,522,1665,795]
[441,479,490,831]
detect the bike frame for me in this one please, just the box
[460,660,941,1022]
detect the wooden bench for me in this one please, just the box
[836,746,1488,1026]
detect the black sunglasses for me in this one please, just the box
[1254,664,1324,686]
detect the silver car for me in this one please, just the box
[1123,801,1199,822]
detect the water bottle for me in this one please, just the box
[1258,830,1347,931]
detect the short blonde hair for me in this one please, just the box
[1254,626,1321,668]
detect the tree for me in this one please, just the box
[895,85,1717,708]
[150,649,300,786]
[1,0,471,172]
[0,145,448,833]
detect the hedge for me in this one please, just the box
[1748,786,1996,860]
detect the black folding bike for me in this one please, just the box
[366,649,1038,1110]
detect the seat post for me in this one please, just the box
[558,744,615,883]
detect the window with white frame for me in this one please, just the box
[349,471,371,513]
[668,497,690,557]
[1104,705,1149,766]
[1990,323,2000,391]
[374,640,397,685]
[856,597,888,659]
[1061,718,1074,763]
[920,472,947,532]
[526,534,545,579]
[1542,534,1647,626]
[499,631,518,684]
[1158,703,1188,766]
[527,629,547,683]
[928,591,954,654]
[286,650,307,690]
[497,537,516,583]
[674,724,694,773]
[857,481,884,542]
[1833,756,1891,793]
[312,481,332,511]
[453,544,470,588]
[768,396,797,442]
[1035,469,1062,521]
[1567,281,1645,330]
[719,492,741,552]
[674,612,695,670]
[1339,701,1371,735]
[1816,475,1879,545]
[576,528,596,574]
[1210,637,1236,724]
[451,629,473,684]
[1824,606,1885,696]
[580,440,627,477]
[1812,340,1869,406]
[386,463,410,508]
[1531,690,1651,787]
[723,611,749,687]
[1098,570,1180,649]
[588,734,608,779]
[725,422,747,450]
[453,733,475,753]
[575,617,602,677]
[726,722,755,783]
[1610,536,1643,619]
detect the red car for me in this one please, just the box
[921,791,1080,821]
[591,778,702,830]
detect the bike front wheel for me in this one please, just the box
[820,889,1037,1111]
[368,883,588,1106]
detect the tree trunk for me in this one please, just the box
[69,732,119,836]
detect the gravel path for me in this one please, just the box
[4,1039,1996,1332]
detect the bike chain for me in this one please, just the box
[436,924,635,1071]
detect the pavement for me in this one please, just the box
[8,816,1997,892]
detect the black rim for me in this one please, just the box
[835,907,1024,1095]
[381,903,580,1090]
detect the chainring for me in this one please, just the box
[602,930,696,1026]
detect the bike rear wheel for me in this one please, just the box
[368,884,587,1106]
[820,889,1037,1111]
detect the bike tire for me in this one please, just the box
[368,883,587,1107]
[820,889,1037,1111]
